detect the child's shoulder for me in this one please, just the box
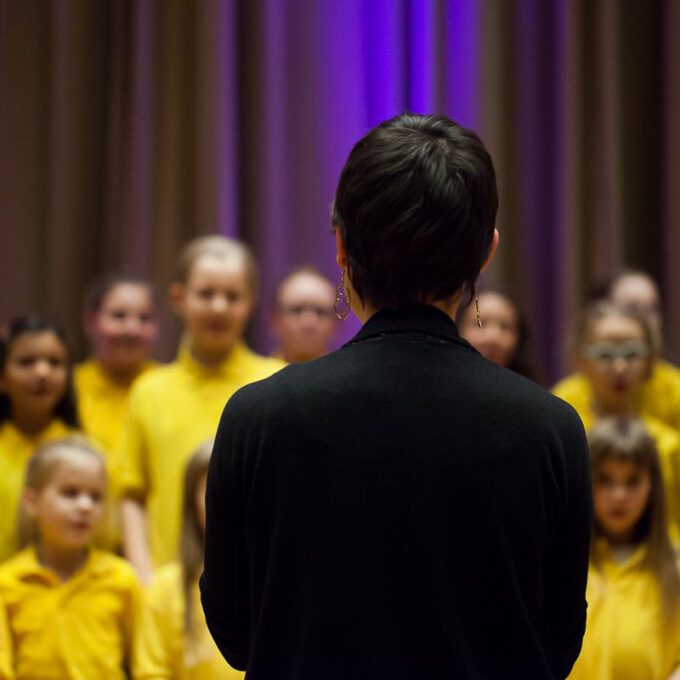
[89,550,140,588]
[0,548,37,582]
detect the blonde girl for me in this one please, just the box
[75,274,159,455]
[0,315,79,562]
[570,417,680,680]
[134,440,244,679]
[0,437,141,679]
[554,301,680,542]
[120,236,285,582]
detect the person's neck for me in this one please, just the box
[188,343,234,368]
[10,410,54,437]
[591,397,637,419]
[36,542,89,582]
[280,347,326,364]
[353,298,460,325]
[98,359,144,387]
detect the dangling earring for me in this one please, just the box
[475,295,483,331]
[335,270,352,320]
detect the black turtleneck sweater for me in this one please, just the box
[201,305,592,679]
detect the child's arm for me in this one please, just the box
[0,599,15,680]
[118,384,153,584]
[122,499,153,585]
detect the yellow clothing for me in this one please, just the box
[0,547,141,680]
[569,541,680,680]
[0,420,72,563]
[74,359,157,457]
[553,360,680,432]
[119,343,285,566]
[134,562,244,679]
[555,397,680,545]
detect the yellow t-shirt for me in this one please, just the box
[134,562,244,679]
[0,420,72,563]
[119,343,285,566]
[74,359,158,457]
[569,541,680,680]
[0,547,141,680]
[553,360,680,432]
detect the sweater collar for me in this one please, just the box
[345,304,471,349]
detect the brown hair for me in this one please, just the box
[572,300,656,364]
[18,436,106,548]
[589,417,680,617]
[174,235,258,295]
[179,439,212,635]
[83,273,155,315]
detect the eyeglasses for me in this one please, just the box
[582,340,650,366]
[279,304,335,320]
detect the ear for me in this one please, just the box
[22,488,40,518]
[480,229,500,274]
[335,228,348,269]
[169,282,186,316]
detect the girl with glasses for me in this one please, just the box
[555,300,680,543]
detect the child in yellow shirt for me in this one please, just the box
[134,440,244,679]
[120,236,285,582]
[75,274,159,455]
[570,417,680,680]
[0,316,79,562]
[0,437,141,679]
[553,301,680,543]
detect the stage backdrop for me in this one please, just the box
[1,0,678,384]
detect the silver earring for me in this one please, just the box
[334,271,351,320]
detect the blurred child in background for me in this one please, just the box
[554,270,680,431]
[458,289,540,383]
[569,417,680,680]
[120,236,285,582]
[0,437,140,679]
[554,301,680,543]
[0,316,79,562]
[134,440,244,678]
[75,274,159,455]
[269,267,338,364]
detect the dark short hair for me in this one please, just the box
[0,315,79,428]
[332,113,498,309]
[83,273,155,315]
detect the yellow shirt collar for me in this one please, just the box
[10,547,112,585]
[0,419,71,450]
[592,537,648,574]
[176,341,252,380]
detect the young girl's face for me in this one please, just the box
[1,331,69,421]
[593,458,651,543]
[89,283,157,373]
[25,452,106,552]
[578,315,651,414]
[459,292,520,368]
[173,255,254,358]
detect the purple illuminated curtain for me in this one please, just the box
[1,0,678,383]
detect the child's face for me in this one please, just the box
[577,315,651,413]
[89,283,157,373]
[459,292,520,368]
[593,459,651,542]
[172,255,254,358]
[0,331,69,421]
[25,453,106,552]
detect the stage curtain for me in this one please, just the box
[0,0,677,382]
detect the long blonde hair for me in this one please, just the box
[17,436,106,548]
[179,440,212,635]
[589,417,680,616]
